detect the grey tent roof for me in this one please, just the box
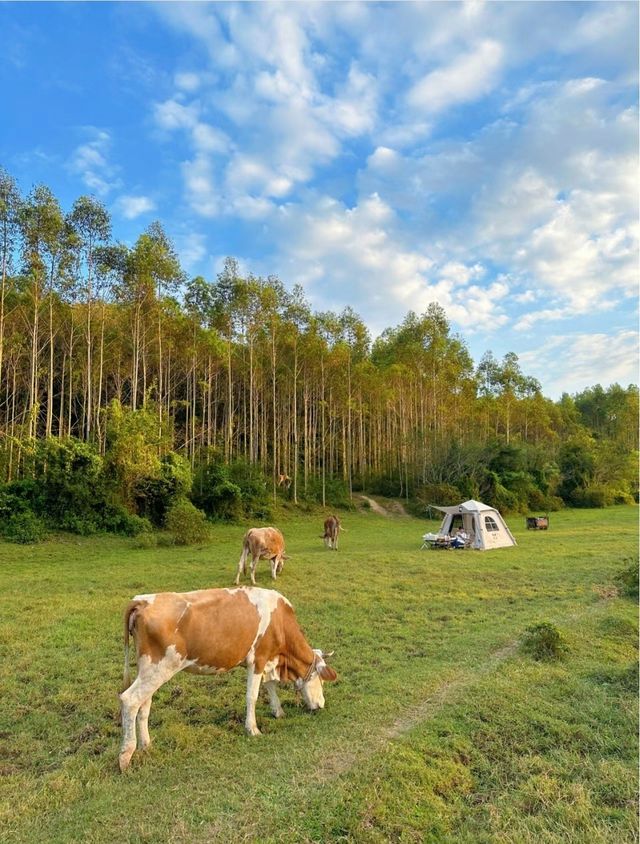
[432,499,496,515]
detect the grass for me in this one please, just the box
[0,505,637,843]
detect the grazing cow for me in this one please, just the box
[321,515,341,550]
[277,473,292,488]
[118,587,337,772]
[236,527,287,585]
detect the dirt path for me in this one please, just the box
[358,495,409,517]
[307,592,615,784]
[358,495,389,516]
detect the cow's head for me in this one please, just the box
[275,554,289,575]
[296,649,337,710]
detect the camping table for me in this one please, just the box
[422,535,452,549]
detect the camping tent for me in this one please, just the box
[430,499,517,550]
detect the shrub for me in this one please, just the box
[1,511,47,544]
[0,485,32,520]
[132,531,158,550]
[298,476,353,509]
[134,453,193,527]
[103,400,171,506]
[192,452,270,521]
[614,558,639,598]
[368,474,402,498]
[520,622,568,661]
[570,485,609,508]
[102,506,152,537]
[57,513,100,536]
[165,499,210,545]
[612,490,635,505]
[228,460,271,519]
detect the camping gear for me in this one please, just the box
[425,499,517,550]
[526,515,549,530]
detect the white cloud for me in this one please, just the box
[268,193,512,335]
[519,330,639,397]
[175,71,201,92]
[175,232,207,270]
[68,128,120,195]
[406,39,504,114]
[181,155,218,217]
[154,98,198,131]
[115,195,156,220]
[146,1,638,395]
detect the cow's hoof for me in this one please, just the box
[119,751,133,772]
[246,725,262,736]
[273,709,285,719]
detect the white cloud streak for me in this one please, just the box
[68,128,120,196]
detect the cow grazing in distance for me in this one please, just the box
[236,527,287,585]
[118,587,337,772]
[321,515,341,550]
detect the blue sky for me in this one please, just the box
[2,1,638,397]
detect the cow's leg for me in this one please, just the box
[119,649,184,772]
[235,548,247,585]
[136,695,154,750]
[250,554,259,585]
[263,680,285,718]
[270,557,278,580]
[119,678,141,772]
[334,534,339,550]
[245,666,263,735]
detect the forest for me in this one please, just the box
[0,167,637,541]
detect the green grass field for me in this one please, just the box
[0,506,637,843]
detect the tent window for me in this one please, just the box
[484,516,499,532]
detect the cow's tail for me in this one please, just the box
[238,540,249,574]
[122,601,139,691]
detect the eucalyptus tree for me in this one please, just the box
[336,306,370,497]
[184,275,216,455]
[69,196,111,438]
[115,226,183,413]
[211,257,243,460]
[93,243,128,446]
[257,275,288,498]
[282,284,311,503]
[0,168,20,398]
[20,185,71,437]
[143,222,184,420]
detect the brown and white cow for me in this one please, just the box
[236,526,287,585]
[119,586,337,772]
[321,515,341,550]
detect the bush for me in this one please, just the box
[192,452,271,521]
[612,490,635,505]
[165,499,210,545]
[132,531,158,550]
[133,452,192,527]
[229,460,272,519]
[368,474,402,497]
[297,476,353,509]
[570,485,609,508]
[102,506,152,537]
[1,511,47,544]
[614,558,639,598]
[520,622,568,661]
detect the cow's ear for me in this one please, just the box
[318,664,337,682]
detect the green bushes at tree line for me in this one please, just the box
[0,395,636,544]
